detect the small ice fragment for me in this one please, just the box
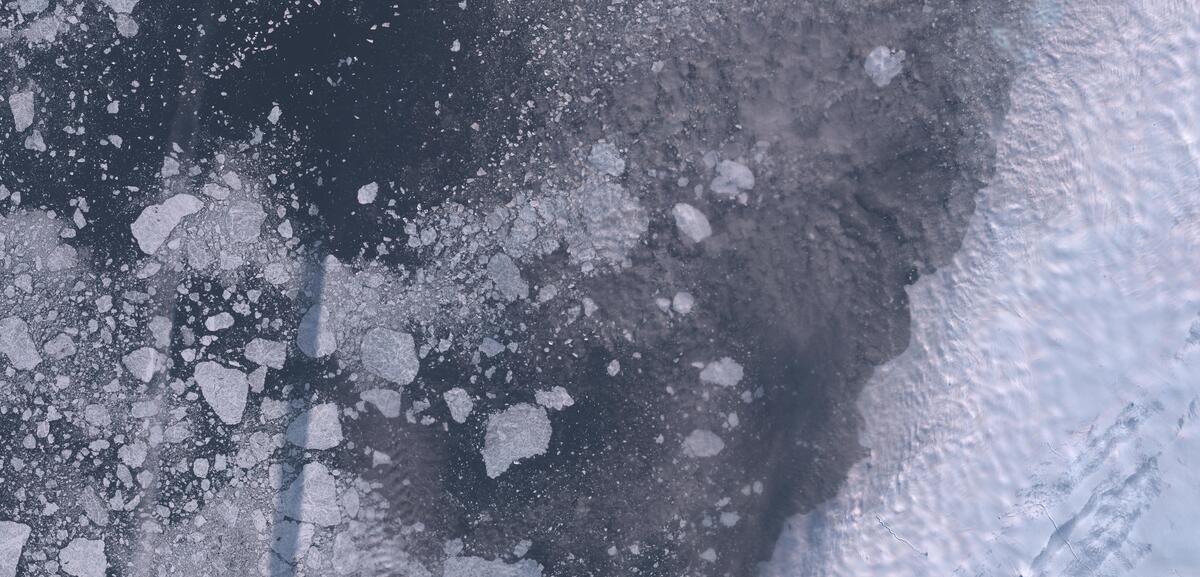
[672,291,695,314]
[443,556,544,577]
[443,388,474,423]
[699,357,744,388]
[356,182,378,204]
[606,359,620,376]
[268,105,282,124]
[121,346,163,383]
[108,134,123,148]
[534,386,574,411]
[279,462,341,527]
[682,429,725,458]
[244,338,287,369]
[286,403,343,450]
[361,389,402,418]
[588,141,625,177]
[194,361,249,425]
[204,312,234,331]
[8,91,34,132]
[202,182,230,200]
[0,316,41,371]
[360,327,419,385]
[672,203,712,242]
[864,46,906,88]
[59,538,106,577]
[450,39,461,52]
[131,194,203,254]
[479,337,505,357]
[482,403,552,478]
[710,160,755,198]
[0,521,31,577]
[23,130,45,152]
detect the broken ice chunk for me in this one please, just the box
[227,200,266,243]
[588,141,625,177]
[121,346,163,383]
[486,253,528,301]
[356,182,378,205]
[130,194,203,254]
[482,403,552,478]
[443,388,474,424]
[0,316,41,370]
[244,338,287,369]
[8,91,34,132]
[682,429,725,458]
[361,389,402,418]
[864,45,906,88]
[0,521,31,577]
[279,462,341,527]
[204,312,234,331]
[672,203,712,243]
[534,386,574,411]
[709,160,755,198]
[699,357,744,388]
[42,333,76,359]
[201,182,230,200]
[194,361,249,425]
[103,0,138,13]
[59,538,106,577]
[297,304,337,358]
[268,105,282,125]
[286,403,344,450]
[360,326,419,385]
[443,556,544,577]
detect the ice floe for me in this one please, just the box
[194,361,249,425]
[482,403,552,478]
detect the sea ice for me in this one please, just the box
[0,316,41,370]
[361,389,402,418]
[672,291,695,314]
[486,253,529,301]
[672,203,712,242]
[360,327,419,385]
[864,45,906,87]
[244,338,287,369]
[356,182,378,204]
[131,194,203,254]
[286,403,344,450]
[709,160,755,198]
[0,521,30,577]
[699,357,744,388]
[535,386,575,411]
[443,388,474,423]
[588,141,625,177]
[682,429,725,458]
[194,361,249,425]
[444,556,543,577]
[297,304,337,358]
[482,403,552,478]
[8,91,33,132]
[59,538,105,577]
[279,462,341,527]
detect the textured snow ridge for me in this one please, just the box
[0,521,30,577]
[194,361,249,425]
[130,193,203,254]
[768,3,1200,576]
[482,403,552,478]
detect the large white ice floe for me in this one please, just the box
[130,193,203,254]
[194,361,249,425]
[482,403,552,478]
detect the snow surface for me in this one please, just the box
[534,386,574,411]
[769,2,1200,576]
[0,315,41,370]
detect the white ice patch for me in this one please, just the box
[534,386,575,411]
[130,194,203,255]
[194,361,249,425]
[204,312,234,331]
[361,389,402,418]
[482,403,552,478]
[0,316,41,371]
[7,91,34,133]
[244,338,287,369]
[286,403,343,450]
[710,160,755,198]
[360,326,419,385]
[443,388,474,424]
[699,357,744,388]
[121,346,163,383]
[672,203,712,242]
[356,182,378,205]
[59,538,106,577]
[672,291,695,314]
[279,462,341,527]
[864,45,906,88]
[682,429,725,458]
[0,521,30,577]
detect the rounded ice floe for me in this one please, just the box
[482,403,552,478]
[59,537,106,577]
[0,521,30,577]
[356,181,378,204]
[130,194,203,255]
[194,361,249,425]
[672,203,712,243]
[534,386,575,411]
[682,429,725,458]
[709,160,755,198]
[279,462,341,527]
[699,357,744,388]
[0,316,41,370]
[286,403,344,450]
[443,388,474,424]
[864,45,906,88]
[360,326,419,385]
[671,291,695,315]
